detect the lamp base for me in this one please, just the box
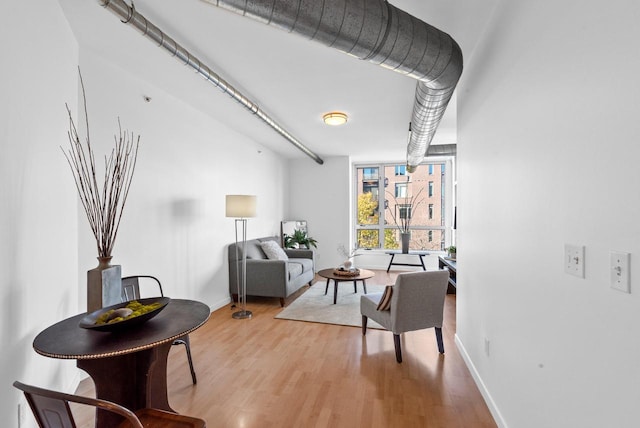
[232,310,252,319]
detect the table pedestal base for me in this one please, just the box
[77,342,173,427]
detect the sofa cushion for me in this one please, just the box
[244,240,267,259]
[287,262,303,280]
[289,258,313,273]
[260,240,289,261]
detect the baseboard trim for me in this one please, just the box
[454,334,508,428]
[210,296,231,313]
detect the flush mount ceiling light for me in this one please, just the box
[323,112,348,126]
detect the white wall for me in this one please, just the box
[287,156,351,270]
[76,52,287,311]
[456,1,640,427]
[0,1,80,426]
[2,3,288,427]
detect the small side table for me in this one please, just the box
[317,268,375,304]
[385,250,429,272]
[438,256,457,294]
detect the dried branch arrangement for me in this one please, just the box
[337,244,361,259]
[386,176,424,233]
[62,71,139,258]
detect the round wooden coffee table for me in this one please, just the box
[317,268,375,304]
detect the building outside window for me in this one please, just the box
[395,165,406,176]
[362,167,377,180]
[398,203,412,220]
[395,182,407,198]
[355,161,452,251]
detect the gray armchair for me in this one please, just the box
[360,270,450,363]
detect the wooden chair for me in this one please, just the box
[360,270,450,363]
[13,380,206,428]
[121,275,197,384]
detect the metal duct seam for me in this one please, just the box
[426,143,456,157]
[204,0,462,170]
[98,0,324,165]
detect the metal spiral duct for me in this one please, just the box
[202,0,463,170]
[98,0,324,165]
[427,143,456,157]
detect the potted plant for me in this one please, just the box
[446,245,457,259]
[283,229,318,249]
[386,176,424,253]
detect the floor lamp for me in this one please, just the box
[226,194,257,319]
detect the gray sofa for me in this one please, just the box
[228,236,315,306]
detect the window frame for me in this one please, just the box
[353,159,454,251]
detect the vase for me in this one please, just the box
[343,260,353,270]
[401,232,411,254]
[87,256,123,312]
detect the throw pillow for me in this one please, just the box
[260,240,289,261]
[376,285,393,311]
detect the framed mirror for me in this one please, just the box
[280,220,307,247]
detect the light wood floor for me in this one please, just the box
[75,270,496,427]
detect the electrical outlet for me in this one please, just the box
[564,244,585,278]
[610,251,630,293]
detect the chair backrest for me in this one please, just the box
[390,270,450,334]
[13,380,143,428]
[121,275,164,302]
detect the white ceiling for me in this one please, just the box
[58,0,499,163]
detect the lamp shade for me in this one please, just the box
[225,195,257,218]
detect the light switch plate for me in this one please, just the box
[564,244,585,278]
[610,251,630,293]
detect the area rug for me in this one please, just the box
[275,282,385,329]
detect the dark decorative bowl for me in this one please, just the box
[79,297,171,332]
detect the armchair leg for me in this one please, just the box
[393,334,402,363]
[435,327,445,354]
[279,297,285,307]
[362,315,368,335]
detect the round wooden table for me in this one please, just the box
[33,299,210,427]
[317,268,375,304]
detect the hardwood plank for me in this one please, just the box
[74,270,496,427]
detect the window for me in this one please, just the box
[398,204,412,219]
[363,183,379,200]
[363,168,378,180]
[357,167,380,226]
[354,161,452,251]
[395,182,407,198]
